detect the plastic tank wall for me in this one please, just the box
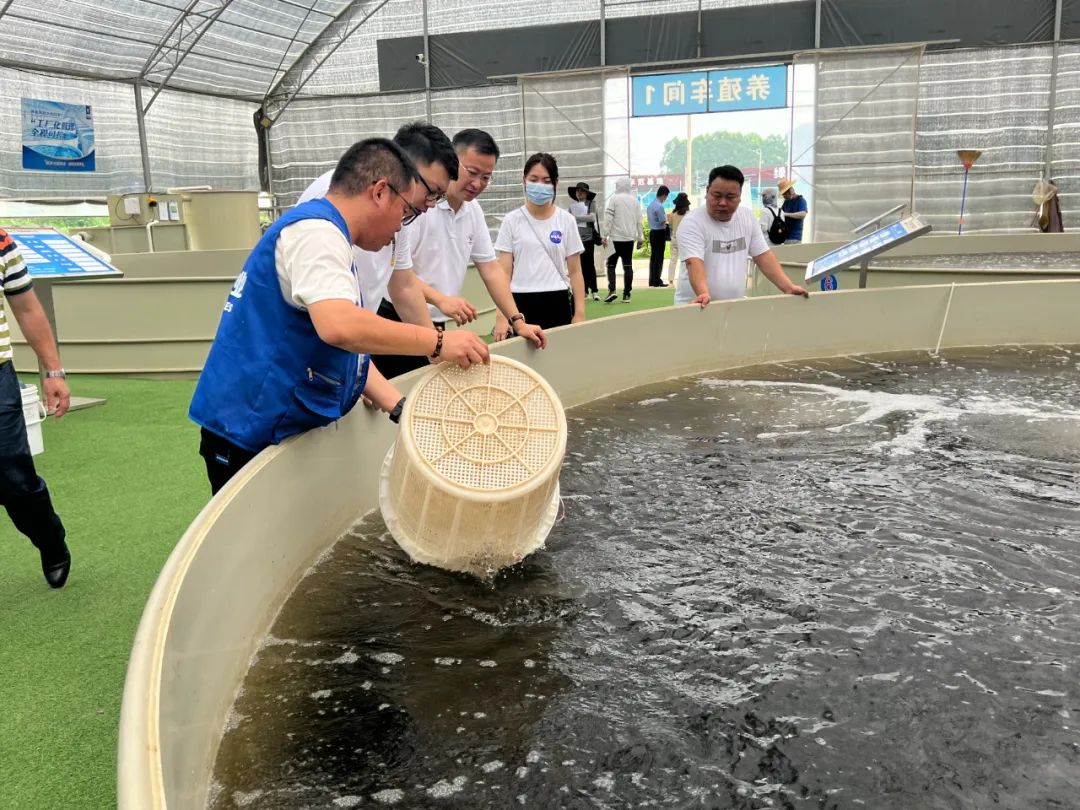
[118,281,1080,809]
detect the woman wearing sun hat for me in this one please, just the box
[568,181,602,300]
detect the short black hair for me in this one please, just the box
[453,128,500,160]
[394,121,459,181]
[656,185,670,197]
[329,138,416,197]
[707,165,744,187]
[523,152,558,186]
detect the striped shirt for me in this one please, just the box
[0,229,35,361]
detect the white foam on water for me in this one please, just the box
[232,790,264,807]
[481,760,504,773]
[333,796,363,808]
[370,652,403,665]
[371,788,405,804]
[700,378,1080,456]
[309,689,332,700]
[426,776,467,797]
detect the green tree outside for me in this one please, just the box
[660,131,788,180]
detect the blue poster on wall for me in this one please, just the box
[21,98,96,172]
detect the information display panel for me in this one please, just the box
[805,215,931,284]
[7,227,122,279]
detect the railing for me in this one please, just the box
[852,203,907,235]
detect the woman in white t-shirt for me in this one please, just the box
[494,153,586,336]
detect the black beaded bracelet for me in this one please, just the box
[431,329,444,358]
[388,396,406,424]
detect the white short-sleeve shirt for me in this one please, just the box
[674,206,770,304]
[296,168,411,312]
[404,198,497,321]
[494,206,583,293]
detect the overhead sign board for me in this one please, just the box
[632,65,788,117]
[805,215,932,284]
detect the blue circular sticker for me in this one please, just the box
[820,274,838,291]
[549,230,563,244]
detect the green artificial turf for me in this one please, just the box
[0,375,206,810]
[0,288,674,809]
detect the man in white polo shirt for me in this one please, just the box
[373,129,546,378]
[675,164,808,307]
[296,122,458,319]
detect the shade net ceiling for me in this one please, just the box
[1,0,1078,233]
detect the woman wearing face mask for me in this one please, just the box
[494,153,586,337]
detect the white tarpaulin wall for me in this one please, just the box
[803,43,1080,240]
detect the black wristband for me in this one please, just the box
[431,329,443,358]
[388,396,406,424]
[508,313,525,335]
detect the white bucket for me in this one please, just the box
[20,383,45,456]
[379,356,567,577]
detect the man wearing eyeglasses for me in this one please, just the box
[190,138,490,494]
[296,122,458,320]
[373,128,547,380]
[675,164,808,308]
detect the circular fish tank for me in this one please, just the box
[119,280,1080,809]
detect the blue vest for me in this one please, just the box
[189,198,370,452]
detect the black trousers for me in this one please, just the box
[605,240,634,293]
[199,428,258,495]
[578,235,598,294]
[648,229,667,286]
[0,362,65,554]
[513,289,574,330]
[370,300,445,379]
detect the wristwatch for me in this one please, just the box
[45,369,67,379]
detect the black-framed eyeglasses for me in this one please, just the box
[416,173,446,203]
[386,182,423,226]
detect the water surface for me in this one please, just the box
[211,346,1080,809]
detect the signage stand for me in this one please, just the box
[805,215,932,288]
[8,228,124,412]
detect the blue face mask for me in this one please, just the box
[525,182,555,205]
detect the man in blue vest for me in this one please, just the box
[190,138,490,494]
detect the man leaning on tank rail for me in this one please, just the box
[189,138,490,495]
[676,165,809,307]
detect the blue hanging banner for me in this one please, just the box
[631,65,788,117]
[21,98,96,172]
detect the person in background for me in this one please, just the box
[646,184,670,287]
[603,177,644,303]
[568,181,602,301]
[0,228,71,588]
[759,187,780,240]
[296,121,457,320]
[666,192,690,287]
[493,153,586,334]
[778,178,808,244]
[190,138,490,494]
[372,128,546,378]
[676,165,808,307]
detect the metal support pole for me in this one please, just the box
[422,0,432,120]
[814,0,821,49]
[858,258,869,289]
[599,0,606,67]
[696,0,703,59]
[134,82,153,193]
[1044,0,1064,180]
